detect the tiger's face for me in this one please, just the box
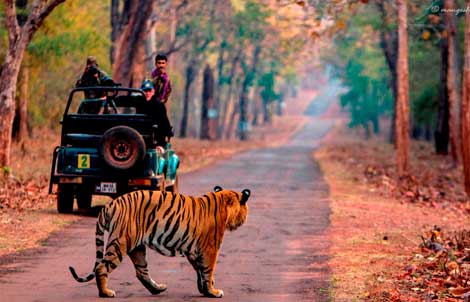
[215,187,250,231]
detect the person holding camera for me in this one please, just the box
[75,56,113,99]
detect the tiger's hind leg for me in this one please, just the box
[187,252,223,298]
[95,238,127,298]
[129,245,167,295]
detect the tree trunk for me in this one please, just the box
[445,0,461,163]
[218,52,240,139]
[435,38,450,154]
[0,59,21,170]
[226,80,242,139]
[239,45,261,141]
[111,0,152,86]
[16,64,29,141]
[226,100,240,140]
[372,115,380,134]
[251,86,262,126]
[129,43,145,88]
[145,24,157,72]
[377,1,398,145]
[179,62,196,137]
[263,100,272,124]
[200,65,216,140]
[396,0,410,177]
[0,0,65,170]
[461,0,470,196]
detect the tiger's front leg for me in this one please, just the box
[129,245,167,295]
[188,252,223,298]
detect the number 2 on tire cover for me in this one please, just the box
[78,154,90,169]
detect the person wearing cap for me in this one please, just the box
[151,54,172,104]
[75,56,112,99]
[141,79,173,150]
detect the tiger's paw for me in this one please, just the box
[98,288,116,298]
[203,288,224,298]
[149,283,167,295]
[137,275,167,295]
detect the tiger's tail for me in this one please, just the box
[69,206,108,283]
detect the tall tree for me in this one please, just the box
[444,0,461,163]
[0,0,66,172]
[396,0,410,176]
[239,45,261,140]
[16,63,29,141]
[376,0,398,145]
[436,30,450,154]
[111,0,153,86]
[462,0,470,196]
[14,0,29,142]
[200,65,216,140]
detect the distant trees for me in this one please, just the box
[147,0,302,140]
[0,0,66,173]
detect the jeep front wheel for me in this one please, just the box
[57,185,74,213]
[99,126,146,171]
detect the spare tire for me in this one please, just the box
[99,126,146,171]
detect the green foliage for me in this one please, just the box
[339,53,392,132]
[258,71,279,104]
[331,5,393,134]
[328,0,456,135]
[26,0,110,128]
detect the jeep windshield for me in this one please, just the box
[65,87,148,116]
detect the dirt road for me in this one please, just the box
[0,87,337,302]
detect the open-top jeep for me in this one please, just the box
[49,87,179,213]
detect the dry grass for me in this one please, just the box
[314,123,469,301]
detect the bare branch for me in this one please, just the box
[4,0,20,48]
[164,35,192,56]
[175,0,189,12]
[22,0,66,42]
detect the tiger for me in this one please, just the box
[69,185,250,298]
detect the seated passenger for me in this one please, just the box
[141,79,173,150]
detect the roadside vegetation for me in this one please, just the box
[316,121,470,301]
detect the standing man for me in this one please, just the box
[151,54,172,104]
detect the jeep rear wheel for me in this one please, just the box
[76,188,93,210]
[57,185,74,213]
[100,126,146,171]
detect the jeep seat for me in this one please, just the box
[77,98,103,114]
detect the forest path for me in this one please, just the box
[0,81,342,302]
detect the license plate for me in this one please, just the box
[99,182,117,193]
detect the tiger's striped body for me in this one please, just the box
[69,186,250,298]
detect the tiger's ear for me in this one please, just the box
[240,189,250,205]
[214,186,223,192]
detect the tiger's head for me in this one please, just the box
[214,186,250,231]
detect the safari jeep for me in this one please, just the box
[49,87,179,213]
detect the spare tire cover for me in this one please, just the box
[99,126,146,170]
